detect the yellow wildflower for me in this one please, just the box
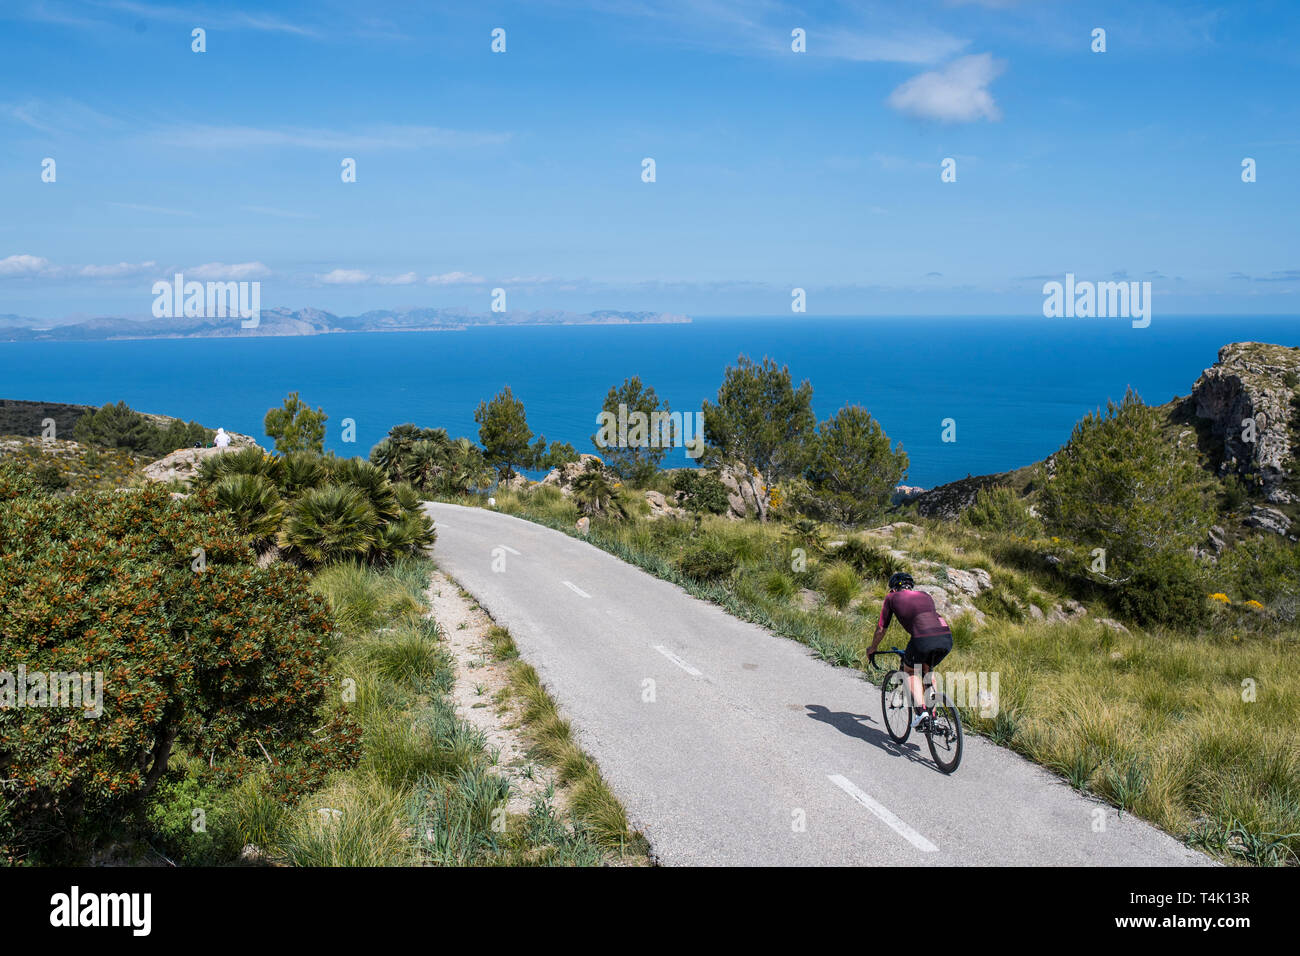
[1209,593,1230,604]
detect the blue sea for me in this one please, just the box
[1,316,1296,489]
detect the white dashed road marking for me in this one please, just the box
[652,645,703,677]
[562,580,592,598]
[828,774,939,853]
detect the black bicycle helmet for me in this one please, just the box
[888,571,914,591]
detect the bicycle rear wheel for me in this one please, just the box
[926,694,963,773]
[881,671,912,744]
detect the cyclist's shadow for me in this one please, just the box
[803,703,935,769]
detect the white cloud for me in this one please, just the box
[0,254,157,279]
[426,271,485,285]
[318,269,421,286]
[187,262,271,280]
[318,269,372,285]
[76,260,158,278]
[0,254,55,277]
[887,53,1005,122]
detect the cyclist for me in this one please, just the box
[867,571,953,730]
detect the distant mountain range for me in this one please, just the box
[0,307,691,341]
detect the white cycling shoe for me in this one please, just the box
[911,708,931,730]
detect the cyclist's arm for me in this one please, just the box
[868,595,892,653]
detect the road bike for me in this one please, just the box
[869,647,963,774]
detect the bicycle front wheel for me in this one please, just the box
[881,671,912,744]
[926,694,963,774]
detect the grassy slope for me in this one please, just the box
[457,484,1299,866]
[149,557,645,866]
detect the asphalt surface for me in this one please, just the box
[426,501,1214,867]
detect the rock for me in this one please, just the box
[943,567,993,597]
[542,454,610,496]
[796,588,820,611]
[575,516,590,535]
[239,844,266,864]
[1027,604,1044,620]
[891,484,926,506]
[1047,599,1088,624]
[1245,505,1292,536]
[1192,342,1300,500]
[1207,525,1227,553]
[915,583,986,629]
[718,462,770,521]
[141,443,262,485]
[1097,617,1131,635]
[500,473,530,492]
[644,489,685,520]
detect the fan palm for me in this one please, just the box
[280,451,328,496]
[213,472,284,541]
[570,461,627,518]
[280,485,379,566]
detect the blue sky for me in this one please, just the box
[1,0,1297,319]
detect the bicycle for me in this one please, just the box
[869,647,963,774]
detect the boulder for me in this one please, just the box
[500,472,531,492]
[575,516,590,535]
[644,489,685,520]
[717,462,770,521]
[541,454,610,496]
[1046,599,1088,624]
[943,567,993,598]
[141,443,262,485]
[1245,505,1292,536]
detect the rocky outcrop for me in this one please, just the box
[891,484,926,506]
[142,442,263,485]
[540,454,610,495]
[644,489,685,520]
[1245,505,1292,536]
[1191,342,1300,506]
[500,472,531,492]
[718,462,770,520]
[910,471,1016,520]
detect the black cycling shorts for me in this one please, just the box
[902,632,952,669]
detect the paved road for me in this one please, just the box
[426,502,1213,867]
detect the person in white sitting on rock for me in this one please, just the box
[214,427,231,449]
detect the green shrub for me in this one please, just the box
[280,451,328,496]
[280,485,379,565]
[1219,534,1300,606]
[1111,550,1211,629]
[213,473,284,541]
[760,569,797,600]
[1039,389,1213,570]
[820,560,861,610]
[196,445,282,487]
[831,537,904,581]
[72,401,213,457]
[962,485,1043,537]
[0,485,357,862]
[670,469,730,515]
[675,544,736,582]
[332,458,401,523]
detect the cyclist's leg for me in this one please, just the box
[905,661,926,712]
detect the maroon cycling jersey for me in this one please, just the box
[878,589,950,639]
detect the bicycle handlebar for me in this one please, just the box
[867,648,905,670]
